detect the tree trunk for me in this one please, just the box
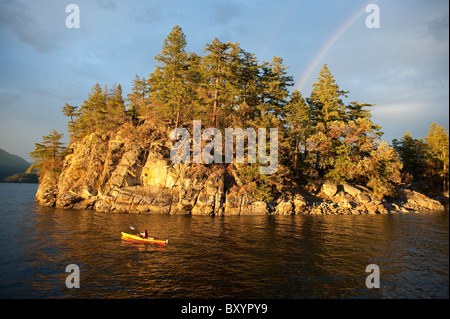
[213,74,219,128]
[443,144,448,192]
[175,109,180,130]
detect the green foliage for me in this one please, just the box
[149,25,193,128]
[258,57,293,119]
[202,38,242,128]
[393,124,449,192]
[29,129,66,181]
[392,131,428,180]
[285,64,402,197]
[68,83,125,140]
[236,163,275,202]
[308,64,348,126]
[62,103,80,136]
[355,142,402,198]
[55,26,415,200]
[427,123,449,186]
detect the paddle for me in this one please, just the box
[129,225,143,236]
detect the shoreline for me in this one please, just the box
[35,176,447,216]
[33,130,448,217]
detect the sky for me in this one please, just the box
[0,0,448,162]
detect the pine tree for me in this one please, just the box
[149,25,191,129]
[301,64,401,196]
[259,57,293,119]
[203,38,241,128]
[305,64,348,175]
[392,131,428,182]
[106,83,126,129]
[43,129,65,160]
[62,103,79,122]
[426,123,449,192]
[237,50,260,108]
[308,64,348,128]
[284,89,311,171]
[73,83,108,138]
[355,142,402,198]
[69,83,125,139]
[127,75,149,125]
[29,129,66,181]
[231,50,260,128]
[62,103,79,136]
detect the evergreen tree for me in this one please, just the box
[231,50,260,128]
[301,65,401,197]
[305,64,348,174]
[62,103,79,136]
[392,131,428,182]
[62,103,79,122]
[355,142,402,198]
[237,50,260,108]
[127,75,149,125]
[149,25,192,129]
[70,83,125,139]
[29,129,66,181]
[308,64,348,128]
[426,123,449,191]
[105,83,126,129]
[203,38,241,128]
[183,52,205,124]
[259,57,293,120]
[73,83,108,138]
[284,89,311,171]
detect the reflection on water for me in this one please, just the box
[0,184,448,298]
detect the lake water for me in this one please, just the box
[0,183,448,299]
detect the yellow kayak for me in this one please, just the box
[121,232,168,245]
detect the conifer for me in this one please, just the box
[149,25,191,129]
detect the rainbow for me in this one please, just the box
[295,0,378,93]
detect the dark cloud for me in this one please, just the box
[426,14,449,41]
[0,0,65,52]
[0,0,448,160]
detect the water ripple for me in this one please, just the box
[0,184,448,298]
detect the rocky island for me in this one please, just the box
[32,26,448,215]
[35,124,445,215]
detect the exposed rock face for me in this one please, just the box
[35,130,447,215]
[321,181,338,197]
[270,181,446,216]
[36,132,260,215]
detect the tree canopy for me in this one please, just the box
[28,129,66,181]
[31,25,447,200]
[393,124,449,192]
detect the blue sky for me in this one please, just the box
[0,0,448,162]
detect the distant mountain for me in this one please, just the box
[0,148,32,181]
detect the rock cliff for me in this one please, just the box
[35,127,446,215]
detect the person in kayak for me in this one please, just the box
[140,230,149,239]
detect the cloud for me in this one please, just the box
[426,13,449,41]
[209,1,242,25]
[129,3,163,24]
[0,0,448,160]
[0,0,68,52]
[95,0,118,11]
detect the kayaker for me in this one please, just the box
[140,230,149,238]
